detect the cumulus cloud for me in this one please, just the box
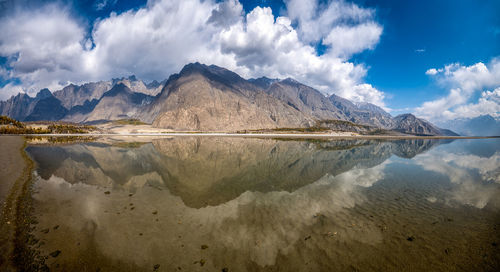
[0,0,386,106]
[416,58,500,120]
[207,0,243,28]
[0,4,91,98]
[453,88,500,118]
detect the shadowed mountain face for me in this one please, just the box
[0,93,36,121]
[0,63,455,135]
[53,82,112,110]
[27,137,446,208]
[25,95,68,121]
[63,83,154,123]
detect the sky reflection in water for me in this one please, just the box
[27,138,500,271]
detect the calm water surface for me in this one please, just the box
[26,137,500,271]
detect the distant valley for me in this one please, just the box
[0,63,459,136]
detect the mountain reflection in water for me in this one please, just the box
[26,138,500,271]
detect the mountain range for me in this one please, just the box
[0,63,458,135]
[437,115,500,136]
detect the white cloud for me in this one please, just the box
[425,68,438,75]
[285,0,375,46]
[453,88,500,118]
[94,0,117,11]
[338,83,386,108]
[0,4,90,98]
[416,58,500,120]
[0,0,386,106]
[323,22,382,58]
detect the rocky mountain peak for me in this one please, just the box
[280,78,301,86]
[248,77,279,90]
[35,88,53,100]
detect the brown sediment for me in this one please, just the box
[0,136,45,271]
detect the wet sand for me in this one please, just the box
[0,136,25,271]
[0,136,36,271]
[0,136,25,210]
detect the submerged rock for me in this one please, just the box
[49,250,61,258]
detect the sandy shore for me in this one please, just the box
[0,136,25,209]
[21,132,499,140]
[0,136,35,271]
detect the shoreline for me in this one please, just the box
[8,133,500,140]
[0,136,41,271]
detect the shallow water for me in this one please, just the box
[26,137,500,271]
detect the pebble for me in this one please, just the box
[201,245,208,250]
[104,191,110,195]
[49,250,61,258]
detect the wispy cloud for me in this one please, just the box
[94,0,117,11]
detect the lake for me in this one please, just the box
[24,137,500,271]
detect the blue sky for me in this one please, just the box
[0,0,499,121]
